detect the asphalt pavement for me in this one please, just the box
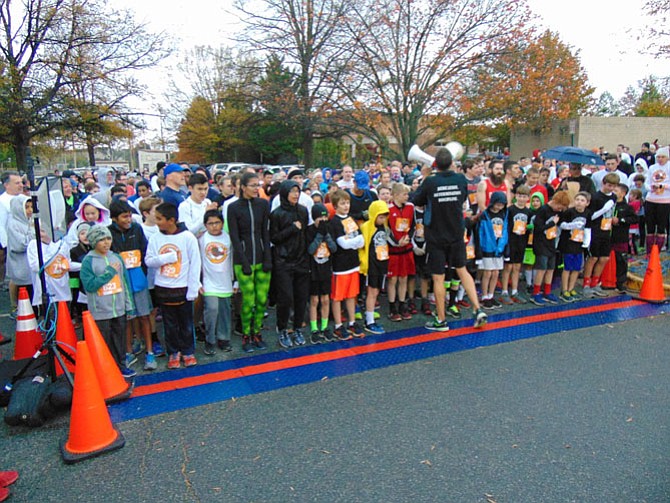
[0,290,668,503]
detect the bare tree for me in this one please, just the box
[234,0,354,168]
[643,0,670,57]
[0,0,170,171]
[338,0,532,159]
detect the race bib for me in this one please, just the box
[315,242,330,259]
[342,217,358,236]
[375,243,389,261]
[493,223,503,239]
[159,244,181,278]
[545,227,557,240]
[527,233,534,245]
[600,218,612,231]
[45,255,70,279]
[466,244,475,260]
[415,223,424,239]
[98,274,123,296]
[468,192,477,205]
[395,218,410,233]
[513,220,527,235]
[120,250,141,269]
[570,229,584,242]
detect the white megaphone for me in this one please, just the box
[408,144,435,166]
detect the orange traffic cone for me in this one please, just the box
[600,249,617,289]
[60,340,125,464]
[55,301,77,375]
[635,244,667,303]
[81,311,132,403]
[13,287,43,360]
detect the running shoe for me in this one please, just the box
[292,329,306,346]
[348,322,365,338]
[447,305,461,319]
[425,317,449,332]
[530,294,547,306]
[167,353,181,369]
[144,353,158,370]
[277,330,292,349]
[473,309,488,329]
[543,293,560,304]
[364,322,385,335]
[182,354,197,367]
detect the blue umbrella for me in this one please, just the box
[542,146,604,166]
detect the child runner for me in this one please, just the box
[386,183,415,321]
[530,191,570,305]
[80,225,135,378]
[199,210,235,354]
[306,204,337,344]
[359,200,390,334]
[145,203,202,369]
[500,185,532,304]
[329,189,365,340]
[558,191,591,302]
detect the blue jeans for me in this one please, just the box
[160,301,194,356]
[203,295,232,344]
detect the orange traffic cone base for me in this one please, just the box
[106,381,133,404]
[633,244,668,303]
[60,426,125,464]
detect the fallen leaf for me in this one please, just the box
[321,376,329,381]
[253,456,261,462]
[565,444,571,449]
[626,417,633,422]
[512,444,518,448]
[430,445,436,451]
[321,450,331,454]
[420,460,432,466]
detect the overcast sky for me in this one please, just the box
[115,0,670,139]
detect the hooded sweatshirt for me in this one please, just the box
[269,180,309,271]
[80,248,134,321]
[27,239,72,305]
[477,192,508,257]
[7,194,34,285]
[359,200,390,276]
[64,195,111,248]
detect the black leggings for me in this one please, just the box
[644,201,670,235]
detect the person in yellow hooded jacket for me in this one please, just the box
[358,200,390,334]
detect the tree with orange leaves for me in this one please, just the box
[459,30,594,132]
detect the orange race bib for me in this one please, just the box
[468,192,477,205]
[415,222,424,239]
[545,227,557,240]
[395,218,410,233]
[600,218,612,231]
[315,242,330,259]
[159,244,181,278]
[466,243,475,260]
[120,250,142,269]
[527,233,534,245]
[513,220,527,235]
[570,229,584,242]
[45,255,70,279]
[493,223,503,239]
[342,217,358,236]
[375,243,389,261]
[98,274,123,296]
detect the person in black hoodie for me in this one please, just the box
[227,172,272,353]
[611,183,638,292]
[270,180,310,349]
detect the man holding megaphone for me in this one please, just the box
[412,148,488,332]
